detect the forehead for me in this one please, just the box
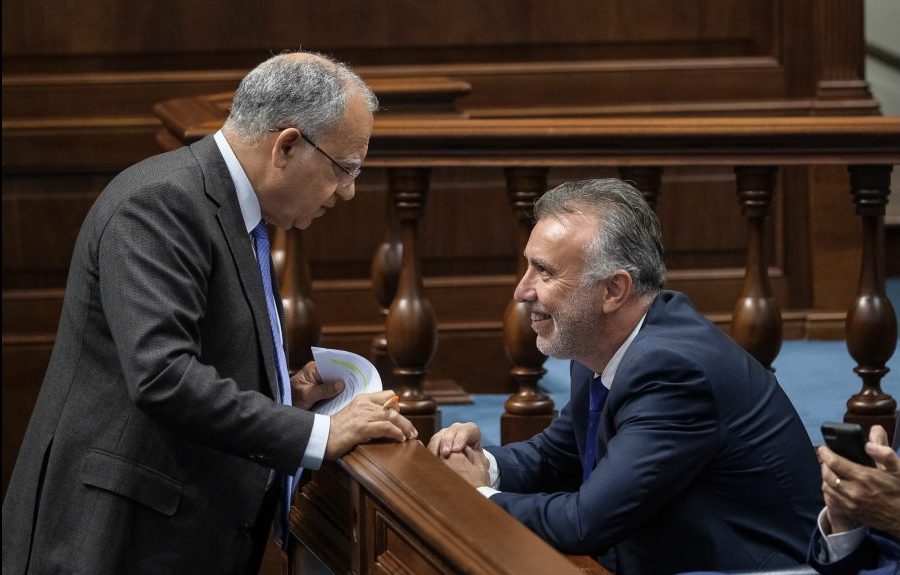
[526,212,595,267]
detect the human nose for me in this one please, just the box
[336,181,356,201]
[514,270,536,303]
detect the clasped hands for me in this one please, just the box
[428,422,492,488]
[290,361,417,460]
[818,424,900,538]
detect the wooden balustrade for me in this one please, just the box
[845,166,898,438]
[384,168,440,444]
[501,167,555,444]
[370,192,403,391]
[363,116,900,438]
[271,229,319,370]
[151,102,900,441]
[732,166,782,370]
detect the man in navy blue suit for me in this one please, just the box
[810,417,900,574]
[429,179,822,574]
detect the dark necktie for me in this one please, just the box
[250,221,294,545]
[582,375,609,483]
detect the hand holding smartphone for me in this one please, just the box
[821,421,876,467]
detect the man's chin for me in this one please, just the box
[536,337,558,358]
[294,217,314,230]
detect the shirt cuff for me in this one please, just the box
[484,449,500,488]
[476,485,501,498]
[818,508,867,561]
[299,413,330,470]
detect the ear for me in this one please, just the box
[600,270,633,314]
[270,128,302,169]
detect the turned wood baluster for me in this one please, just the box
[501,168,555,445]
[370,191,403,391]
[385,168,440,444]
[272,228,320,370]
[618,167,662,211]
[844,165,897,439]
[732,167,782,370]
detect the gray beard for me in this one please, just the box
[534,288,601,360]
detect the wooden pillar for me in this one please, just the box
[501,168,555,445]
[618,167,662,211]
[370,191,403,391]
[811,0,878,113]
[272,228,319,370]
[732,167,783,370]
[385,168,440,444]
[844,165,897,438]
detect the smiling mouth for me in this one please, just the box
[530,312,552,332]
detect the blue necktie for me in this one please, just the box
[250,222,294,546]
[582,376,609,483]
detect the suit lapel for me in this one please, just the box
[190,137,281,400]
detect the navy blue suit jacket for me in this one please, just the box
[486,291,822,575]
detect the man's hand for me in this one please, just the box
[442,446,491,487]
[325,390,417,460]
[428,422,483,458]
[291,361,344,410]
[819,424,900,538]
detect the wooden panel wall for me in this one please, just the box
[2,0,880,493]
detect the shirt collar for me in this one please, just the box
[597,313,647,390]
[213,130,261,234]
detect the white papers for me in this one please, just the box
[310,346,382,415]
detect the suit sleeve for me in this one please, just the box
[98,182,311,474]
[487,395,584,494]
[489,349,719,554]
[808,532,880,575]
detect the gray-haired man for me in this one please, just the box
[3,52,415,575]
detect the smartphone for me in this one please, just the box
[821,421,876,467]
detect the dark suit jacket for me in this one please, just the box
[2,136,313,574]
[486,291,822,575]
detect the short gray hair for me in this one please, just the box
[224,51,378,140]
[534,178,666,297]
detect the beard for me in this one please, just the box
[533,284,601,360]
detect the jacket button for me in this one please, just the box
[240,522,253,535]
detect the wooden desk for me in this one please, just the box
[290,440,609,575]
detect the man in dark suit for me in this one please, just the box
[430,179,822,574]
[2,52,415,575]
[810,416,900,574]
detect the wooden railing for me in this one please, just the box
[153,100,900,443]
[290,440,608,575]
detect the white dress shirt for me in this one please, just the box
[477,313,647,498]
[214,130,329,470]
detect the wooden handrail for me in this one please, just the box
[365,116,900,167]
[292,440,608,574]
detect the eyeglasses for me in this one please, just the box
[269,127,361,187]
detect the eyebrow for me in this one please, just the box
[527,256,554,273]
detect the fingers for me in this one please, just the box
[306,379,345,403]
[384,408,417,440]
[427,430,445,455]
[428,423,477,458]
[462,445,484,466]
[362,390,397,405]
[326,399,416,459]
[868,425,888,446]
[867,441,900,472]
[819,445,866,479]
